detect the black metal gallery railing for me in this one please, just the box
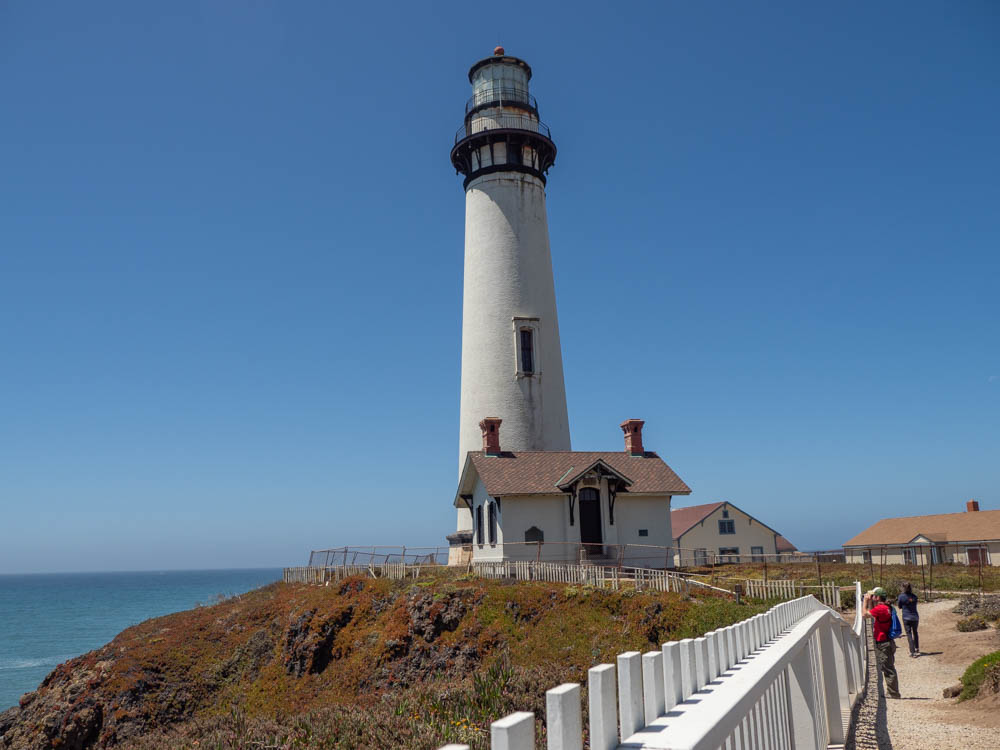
[465,86,537,114]
[454,113,552,144]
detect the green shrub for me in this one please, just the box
[959,650,1000,700]
[957,615,989,632]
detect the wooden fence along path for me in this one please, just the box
[471,561,736,596]
[283,563,418,584]
[742,578,842,609]
[436,582,868,750]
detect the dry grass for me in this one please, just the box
[10,573,771,750]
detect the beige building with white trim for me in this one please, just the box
[843,500,999,566]
[671,501,795,566]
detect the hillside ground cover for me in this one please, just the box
[1,569,777,750]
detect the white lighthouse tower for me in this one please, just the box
[451,48,571,529]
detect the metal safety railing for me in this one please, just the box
[454,113,552,144]
[465,86,537,114]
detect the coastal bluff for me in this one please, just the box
[0,573,757,750]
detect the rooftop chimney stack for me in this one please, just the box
[967,499,980,512]
[621,419,645,456]
[480,417,503,456]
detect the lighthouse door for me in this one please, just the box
[578,488,603,556]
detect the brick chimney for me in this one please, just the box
[621,419,645,456]
[479,417,502,456]
[967,499,980,512]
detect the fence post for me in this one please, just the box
[785,639,821,750]
[491,712,534,750]
[632,654,658,725]
[705,631,719,680]
[820,623,849,744]
[617,652,644,740]
[546,683,582,750]
[661,642,682,709]
[588,664,618,750]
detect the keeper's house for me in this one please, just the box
[671,501,796,566]
[449,418,690,567]
[843,500,999,566]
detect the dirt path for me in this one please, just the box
[885,598,1000,749]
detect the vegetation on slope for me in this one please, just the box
[959,650,1000,701]
[0,572,770,750]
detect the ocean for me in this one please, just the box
[0,568,282,711]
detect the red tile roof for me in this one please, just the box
[669,502,725,538]
[466,451,691,496]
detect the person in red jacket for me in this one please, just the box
[864,587,900,698]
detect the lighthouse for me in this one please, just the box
[451,48,571,530]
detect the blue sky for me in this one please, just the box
[1,2,997,574]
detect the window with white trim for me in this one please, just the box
[512,317,540,377]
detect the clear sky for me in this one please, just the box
[1,2,997,574]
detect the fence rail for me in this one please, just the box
[471,561,732,595]
[436,583,867,750]
[283,563,419,584]
[742,578,843,609]
[302,543,846,570]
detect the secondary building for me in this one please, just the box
[671,501,794,566]
[449,418,690,567]
[843,500,999,566]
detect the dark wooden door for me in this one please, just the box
[578,488,602,554]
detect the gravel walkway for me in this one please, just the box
[882,599,1000,749]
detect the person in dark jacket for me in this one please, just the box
[897,582,920,657]
[864,587,900,698]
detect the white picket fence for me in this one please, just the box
[743,579,842,609]
[436,583,868,750]
[472,561,731,596]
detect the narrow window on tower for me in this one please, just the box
[520,329,534,374]
[512,317,540,378]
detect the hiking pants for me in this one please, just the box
[875,639,900,698]
[903,620,919,654]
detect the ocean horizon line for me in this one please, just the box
[0,566,285,578]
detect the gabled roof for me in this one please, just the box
[843,508,1000,547]
[458,450,690,501]
[669,502,725,538]
[776,535,798,553]
[669,501,784,542]
[556,459,633,491]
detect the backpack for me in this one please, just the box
[889,605,903,639]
